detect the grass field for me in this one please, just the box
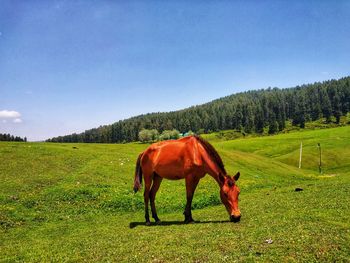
[1,126,350,262]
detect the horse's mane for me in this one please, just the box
[194,135,227,174]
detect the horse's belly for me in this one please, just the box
[154,162,186,179]
[153,160,204,180]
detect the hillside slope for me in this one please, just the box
[216,125,350,175]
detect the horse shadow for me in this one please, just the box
[129,220,231,229]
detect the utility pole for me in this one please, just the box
[299,142,302,169]
[317,143,322,174]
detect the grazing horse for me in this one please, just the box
[133,135,241,225]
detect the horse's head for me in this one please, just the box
[219,172,241,222]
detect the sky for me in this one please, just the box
[1,1,350,141]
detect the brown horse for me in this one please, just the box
[133,135,241,225]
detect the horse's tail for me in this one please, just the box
[133,152,143,193]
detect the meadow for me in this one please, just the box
[1,126,349,262]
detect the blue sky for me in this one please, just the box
[1,1,350,141]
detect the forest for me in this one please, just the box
[0,133,27,142]
[47,77,350,143]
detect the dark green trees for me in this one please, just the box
[47,76,350,143]
[0,133,27,142]
[292,91,306,128]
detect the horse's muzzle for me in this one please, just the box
[230,215,241,223]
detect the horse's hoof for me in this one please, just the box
[184,219,195,224]
[145,221,151,226]
[155,219,161,224]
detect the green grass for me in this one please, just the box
[1,126,350,262]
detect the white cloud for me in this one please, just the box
[13,118,23,123]
[0,110,21,119]
[0,110,23,124]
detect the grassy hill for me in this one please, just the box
[1,126,349,262]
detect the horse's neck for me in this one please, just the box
[201,152,224,185]
[208,172,224,187]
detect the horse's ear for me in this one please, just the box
[234,172,240,181]
[219,173,226,184]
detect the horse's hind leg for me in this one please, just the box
[143,172,152,226]
[150,173,163,223]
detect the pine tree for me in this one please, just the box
[268,111,278,134]
[333,91,342,123]
[320,87,332,122]
[255,105,264,133]
[292,93,306,128]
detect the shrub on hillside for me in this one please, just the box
[159,129,180,141]
[138,129,159,143]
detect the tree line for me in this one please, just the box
[47,76,350,143]
[0,133,27,142]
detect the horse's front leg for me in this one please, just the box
[184,175,200,223]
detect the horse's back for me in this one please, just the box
[141,136,203,179]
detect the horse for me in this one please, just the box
[133,135,241,225]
